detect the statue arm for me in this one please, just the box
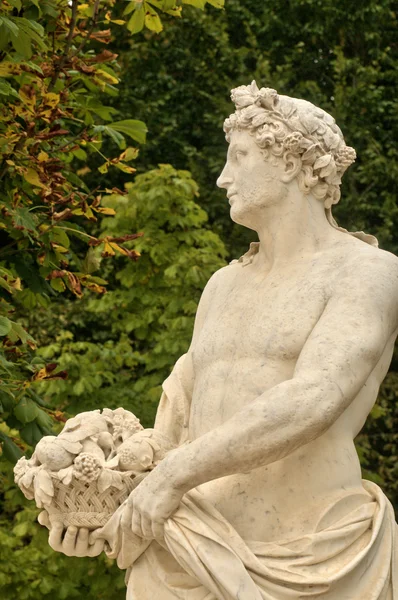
[167,255,398,492]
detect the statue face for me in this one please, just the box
[217,129,288,230]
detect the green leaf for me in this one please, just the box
[72,147,87,161]
[93,125,125,148]
[144,4,163,33]
[110,119,147,144]
[20,421,43,446]
[0,317,12,336]
[0,391,15,412]
[182,0,206,7]
[8,0,22,9]
[1,17,20,36]
[12,207,38,231]
[127,6,145,34]
[123,1,139,16]
[35,408,54,431]
[82,248,101,274]
[205,0,224,6]
[11,321,36,347]
[0,433,23,463]
[0,80,19,98]
[10,30,32,58]
[163,0,177,9]
[52,227,70,249]
[50,278,66,292]
[14,397,39,424]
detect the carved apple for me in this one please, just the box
[35,436,76,471]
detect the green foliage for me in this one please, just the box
[109,0,398,256]
[0,0,218,461]
[30,165,226,426]
[0,459,125,599]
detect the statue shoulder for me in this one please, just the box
[334,243,398,327]
[339,243,398,284]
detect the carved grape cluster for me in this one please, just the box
[73,453,102,483]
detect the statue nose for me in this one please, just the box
[217,167,233,189]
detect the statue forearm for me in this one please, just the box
[168,376,346,492]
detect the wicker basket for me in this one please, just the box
[47,474,137,530]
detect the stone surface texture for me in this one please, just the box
[15,81,398,599]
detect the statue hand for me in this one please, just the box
[121,462,185,540]
[39,512,105,557]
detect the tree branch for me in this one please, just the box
[48,0,79,92]
[71,0,101,58]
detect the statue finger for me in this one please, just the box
[61,526,79,556]
[131,511,144,538]
[74,527,90,557]
[87,538,105,557]
[38,510,50,529]
[121,503,133,534]
[151,520,165,541]
[48,523,65,552]
[140,516,154,540]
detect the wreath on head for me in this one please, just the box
[224,81,356,210]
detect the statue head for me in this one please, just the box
[223,81,356,211]
[221,81,377,246]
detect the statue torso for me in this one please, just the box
[188,239,396,542]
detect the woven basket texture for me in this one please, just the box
[49,475,135,529]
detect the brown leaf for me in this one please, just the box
[53,209,73,222]
[92,50,118,63]
[89,29,112,44]
[46,270,66,280]
[108,233,144,243]
[33,364,68,381]
[66,272,82,298]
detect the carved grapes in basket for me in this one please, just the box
[14,408,174,529]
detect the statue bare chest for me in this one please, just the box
[193,264,329,369]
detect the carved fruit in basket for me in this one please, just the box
[73,453,102,483]
[35,436,77,471]
[116,429,174,472]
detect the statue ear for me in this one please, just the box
[281,153,301,183]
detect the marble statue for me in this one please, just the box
[15,81,398,599]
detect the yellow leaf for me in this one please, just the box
[11,277,22,291]
[77,166,91,176]
[94,207,116,215]
[19,88,36,111]
[0,62,21,76]
[102,241,115,256]
[52,244,69,254]
[115,162,136,174]
[95,69,119,85]
[42,93,60,108]
[144,5,163,33]
[24,168,47,189]
[111,19,126,25]
[38,151,49,162]
[119,147,139,162]
[109,242,128,256]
